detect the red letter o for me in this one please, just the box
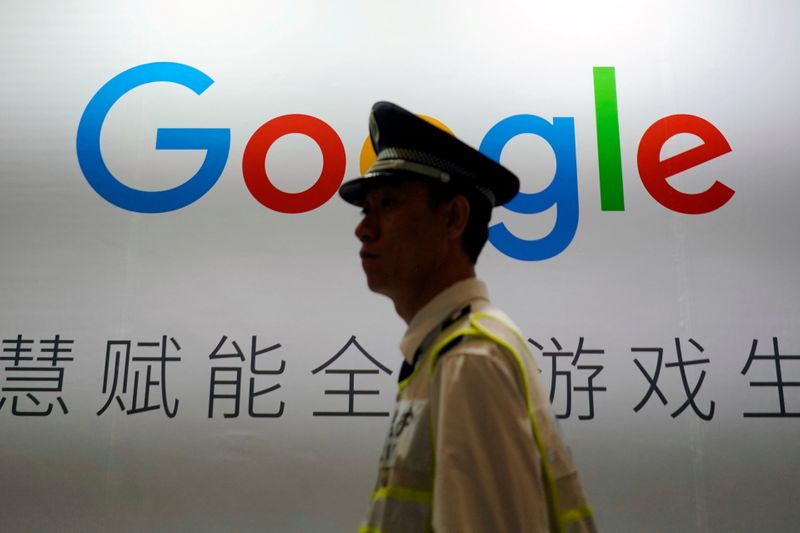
[242,114,346,214]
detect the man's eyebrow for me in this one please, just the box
[373,185,402,194]
[365,186,402,202]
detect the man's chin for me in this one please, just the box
[364,274,393,298]
[365,277,387,295]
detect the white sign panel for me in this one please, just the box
[1,1,799,531]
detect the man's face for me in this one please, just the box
[355,180,449,299]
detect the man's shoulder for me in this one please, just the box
[429,312,531,402]
[432,304,528,365]
[462,302,525,344]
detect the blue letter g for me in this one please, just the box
[76,62,230,213]
[480,115,579,261]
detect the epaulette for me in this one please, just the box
[397,305,471,383]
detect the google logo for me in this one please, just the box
[76,62,733,261]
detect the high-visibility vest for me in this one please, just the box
[360,306,596,533]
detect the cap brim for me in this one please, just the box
[338,176,371,206]
[339,101,521,208]
[339,167,519,207]
[338,172,423,206]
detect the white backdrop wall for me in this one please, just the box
[1,1,799,531]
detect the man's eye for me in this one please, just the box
[380,196,397,208]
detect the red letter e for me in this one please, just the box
[638,114,733,214]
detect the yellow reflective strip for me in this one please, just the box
[399,354,427,389]
[425,326,481,533]
[399,322,480,391]
[371,486,433,505]
[358,526,386,533]
[427,327,480,375]
[468,312,565,533]
[398,371,414,390]
[400,327,475,390]
[562,504,594,525]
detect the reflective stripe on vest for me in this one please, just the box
[363,310,594,533]
[360,486,433,533]
[459,312,594,533]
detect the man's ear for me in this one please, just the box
[445,195,471,240]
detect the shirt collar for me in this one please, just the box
[399,277,489,363]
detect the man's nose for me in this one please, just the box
[355,214,377,243]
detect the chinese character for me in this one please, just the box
[741,337,800,417]
[312,336,392,417]
[0,334,74,416]
[529,337,607,420]
[631,338,715,420]
[208,335,286,418]
[97,336,181,417]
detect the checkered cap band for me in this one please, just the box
[366,148,495,206]
[375,147,479,182]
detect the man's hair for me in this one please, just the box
[427,181,492,264]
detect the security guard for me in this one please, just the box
[340,102,596,533]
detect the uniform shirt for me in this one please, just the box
[398,278,553,533]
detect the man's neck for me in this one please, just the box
[392,266,476,324]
